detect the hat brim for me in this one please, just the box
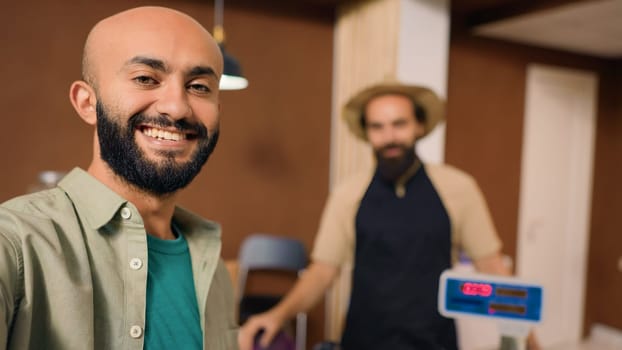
[342,82,445,141]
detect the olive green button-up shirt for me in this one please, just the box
[0,168,238,350]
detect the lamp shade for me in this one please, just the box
[220,45,248,90]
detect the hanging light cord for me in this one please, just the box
[213,0,249,90]
[213,0,225,44]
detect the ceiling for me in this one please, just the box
[225,0,622,59]
[472,0,622,58]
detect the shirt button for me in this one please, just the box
[129,258,143,270]
[129,325,143,338]
[120,207,132,220]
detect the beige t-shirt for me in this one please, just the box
[311,163,502,267]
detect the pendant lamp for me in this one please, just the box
[214,0,249,90]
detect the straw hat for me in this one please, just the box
[342,81,445,141]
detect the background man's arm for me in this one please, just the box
[472,252,511,275]
[238,260,338,350]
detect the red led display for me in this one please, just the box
[461,282,493,297]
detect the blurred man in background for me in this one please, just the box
[240,82,536,350]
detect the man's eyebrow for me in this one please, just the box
[125,56,169,72]
[188,66,217,78]
[123,57,217,79]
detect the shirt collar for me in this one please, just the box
[58,167,127,229]
[173,206,221,239]
[393,159,422,198]
[58,167,222,239]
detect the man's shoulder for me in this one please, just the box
[1,188,71,224]
[331,169,374,199]
[0,189,72,240]
[424,163,477,187]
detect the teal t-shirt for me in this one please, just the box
[145,230,202,349]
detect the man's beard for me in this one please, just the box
[96,101,219,196]
[374,143,416,182]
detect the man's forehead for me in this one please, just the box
[85,7,223,78]
[365,94,414,113]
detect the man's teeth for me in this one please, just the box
[143,127,186,141]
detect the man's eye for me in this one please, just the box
[394,120,407,128]
[188,84,210,93]
[133,76,158,85]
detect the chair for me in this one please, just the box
[238,233,308,350]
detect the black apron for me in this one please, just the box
[341,166,457,350]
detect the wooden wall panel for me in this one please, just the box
[446,36,526,262]
[584,61,622,333]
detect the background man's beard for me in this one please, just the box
[375,143,416,182]
[95,101,219,196]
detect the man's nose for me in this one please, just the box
[155,83,191,120]
[379,127,398,143]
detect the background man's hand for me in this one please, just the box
[238,310,284,350]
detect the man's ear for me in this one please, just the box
[69,80,97,125]
[414,118,426,139]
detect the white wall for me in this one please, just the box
[397,0,449,164]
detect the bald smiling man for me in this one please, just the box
[0,7,238,350]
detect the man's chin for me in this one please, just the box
[145,146,189,158]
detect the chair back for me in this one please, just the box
[238,233,307,302]
[237,233,309,350]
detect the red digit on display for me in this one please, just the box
[461,282,493,297]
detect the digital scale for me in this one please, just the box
[438,270,543,350]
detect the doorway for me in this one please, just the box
[516,64,598,347]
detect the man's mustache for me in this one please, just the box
[378,143,407,153]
